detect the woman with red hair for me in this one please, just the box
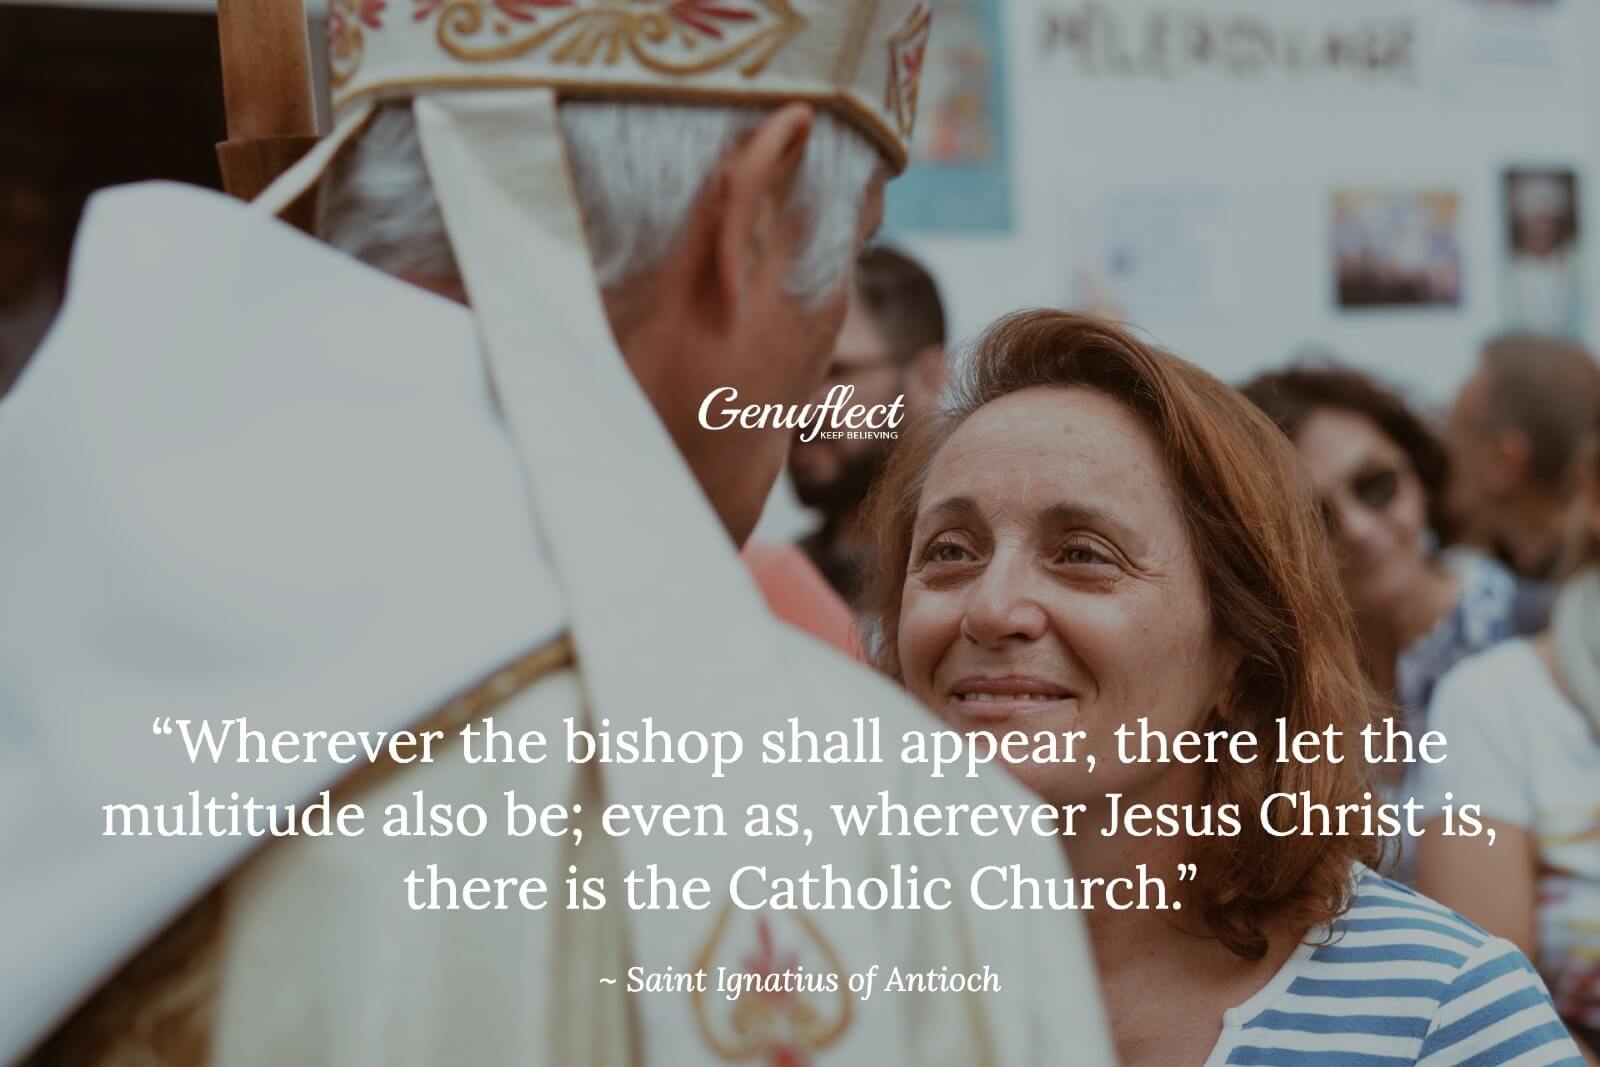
[865,310,1578,1065]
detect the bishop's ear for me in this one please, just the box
[706,102,816,329]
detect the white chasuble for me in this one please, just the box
[1,182,1113,1066]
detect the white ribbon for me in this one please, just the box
[250,101,376,220]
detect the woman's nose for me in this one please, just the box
[1333,495,1384,550]
[959,551,1048,647]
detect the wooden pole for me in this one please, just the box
[214,0,321,231]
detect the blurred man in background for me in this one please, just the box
[1448,333,1600,581]
[790,245,947,606]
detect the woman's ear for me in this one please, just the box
[707,102,815,331]
[1210,647,1246,723]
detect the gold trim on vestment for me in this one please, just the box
[334,631,577,801]
[25,892,226,1067]
[27,633,579,1065]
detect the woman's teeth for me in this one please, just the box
[957,693,1062,702]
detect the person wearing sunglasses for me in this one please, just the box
[1241,364,1549,812]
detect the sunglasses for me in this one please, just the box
[1319,465,1402,537]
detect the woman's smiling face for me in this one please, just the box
[896,385,1237,807]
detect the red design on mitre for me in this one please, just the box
[670,0,759,38]
[885,1,932,138]
[492,0,572,22]
[330,0,387,64]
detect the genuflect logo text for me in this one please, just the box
[698,386,907,443]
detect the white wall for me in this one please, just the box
[891,0,1600,406]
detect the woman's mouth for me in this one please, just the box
[946,678,1074,721]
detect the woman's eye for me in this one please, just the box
[925,541,972,564]
[1056,542,1108,566]
[1352,467,1400,511]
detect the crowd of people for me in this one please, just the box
[774,246,1600,1063]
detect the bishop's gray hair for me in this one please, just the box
[319,99,880,306]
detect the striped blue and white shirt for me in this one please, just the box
[1209,869,1583,1065]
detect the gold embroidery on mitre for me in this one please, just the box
[692,901,853,1065]
[329,0,383,88]
[884,1,931,139]
[411,0,807,76]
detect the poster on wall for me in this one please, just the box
[1332,190,1462,309]
[1502,167,1582,338]
[882,0,1013,233]
[1065,184,1233,326]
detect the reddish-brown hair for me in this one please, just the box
[865,311,1388,960]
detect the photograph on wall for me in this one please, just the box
[1332,190,1462,309]
[883,0,1013,233]
[1502,166,1582,337]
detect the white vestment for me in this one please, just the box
[0,182,1114,1065]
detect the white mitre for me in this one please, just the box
[0,2,1114,1063]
